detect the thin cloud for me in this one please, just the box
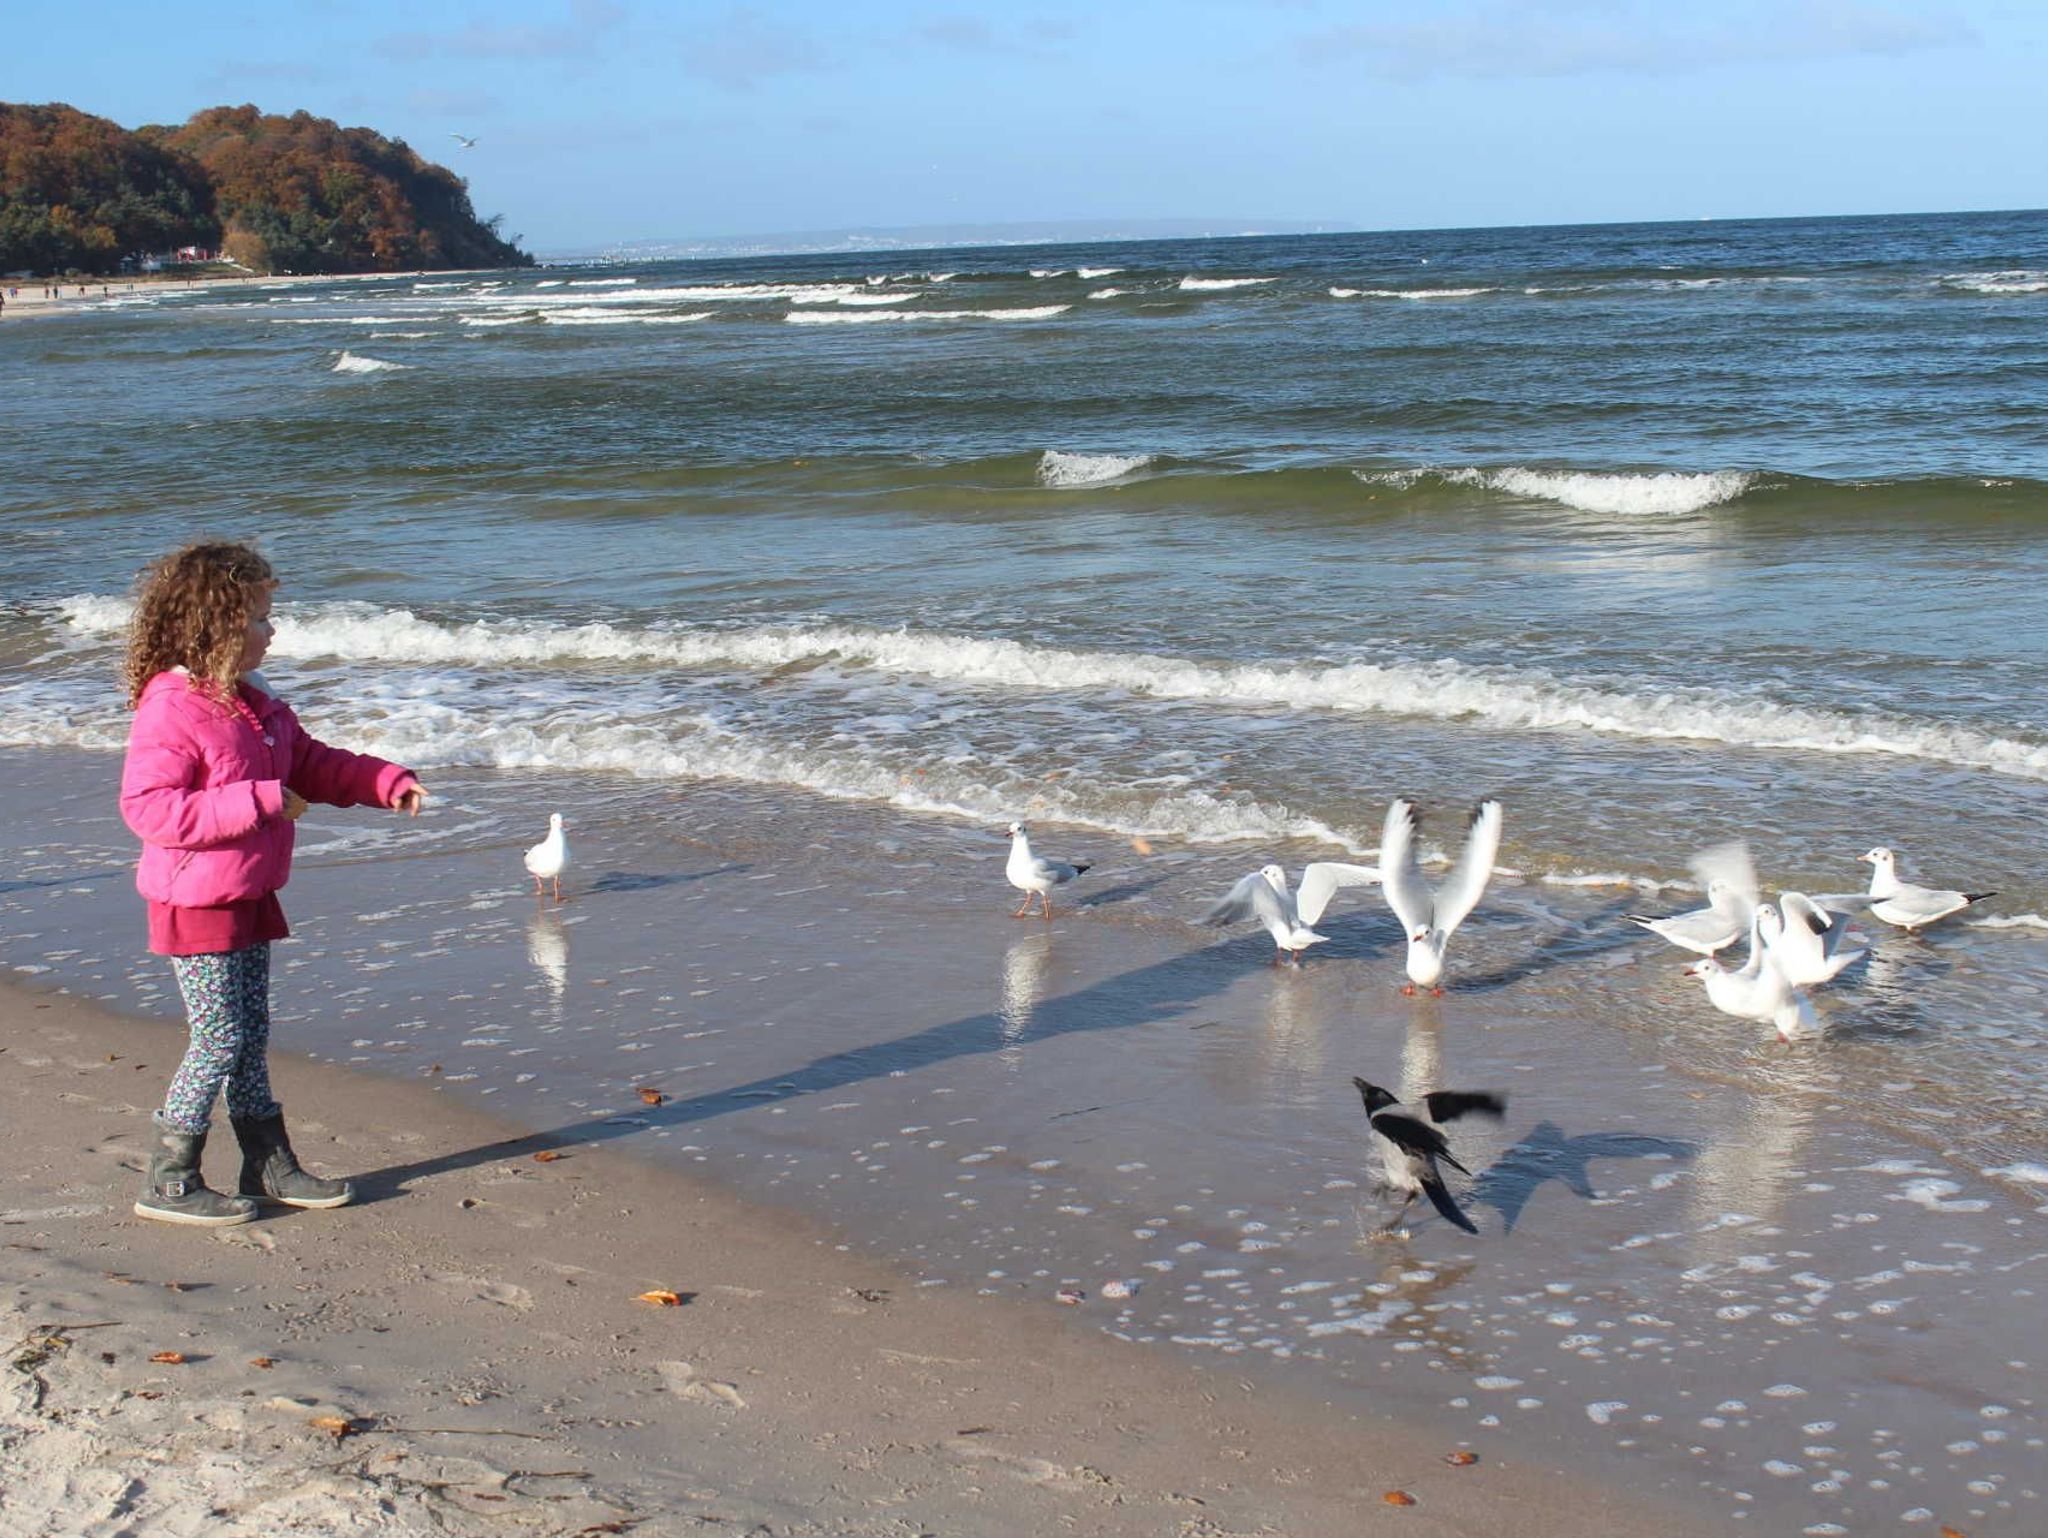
[681,7,832,89]
[377,0,627,63]
[912,13,1073,59]
[1299,1,1974,79]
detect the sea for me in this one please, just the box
[4,209,2048,1533]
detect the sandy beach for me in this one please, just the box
[5,742,2044,1536]
[0,267,502,322]
[0,977,1734,1538]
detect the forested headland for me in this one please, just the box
[0,102,530,277]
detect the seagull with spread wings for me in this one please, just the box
[1379,797,1503,994]
[1200,859,1380,964]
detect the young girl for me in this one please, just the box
[120,542,426,1226]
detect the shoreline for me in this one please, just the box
[0,976,1724,1537]
[5,743,2045,1535]
[0,266,517,323]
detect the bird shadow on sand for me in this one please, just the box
[352,935,1255,1203]
[1451,895,1648,994]
[1468,1120,1698,1235]
[587,863,749,895]
[1072,873,1175,909]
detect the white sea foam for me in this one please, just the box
[0,680,1364,853]
[44,596,2048,780]
[568,277,638,287]
[331,351,410,374]
[1029,268,1067,279]
[1037,450,1154,488]
[1969,913,2048,931]
[475,282,863,307]
[460,314,538,327]
[1177,276,1276,291]
[1936,270,2048,295]
[1087,288,1126,300]
[1441,466,1754,515]
[1985,1163,2048,1186]
[536,279,565,288]
[1328,287,1361,298]
[785,306,1070,325]
[540,309,712,326]
[1077,267,1122,279]
[1351,286,1496,300]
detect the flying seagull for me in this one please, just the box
[1379,797,1503,994]
[1766,890,1868,986]
[1351,1076,1507,1235]
[1628,840,1759,956]
[1004,822,1091,919]
[451,133,478,149]
[1200,859,1380,963]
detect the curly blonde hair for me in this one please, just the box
[124,542,277,707]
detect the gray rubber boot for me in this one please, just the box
[134,1115,258,1227]
[232,1108,355,1209]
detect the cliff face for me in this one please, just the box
[0,101,529,276]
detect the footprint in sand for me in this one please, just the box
[655,1360,746,1409]
[427,1273,534,1310]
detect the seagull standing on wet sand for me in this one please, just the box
[1201,860,1380,964]
[1858,846,1995,933]
[1683,904,1819,1041]
[1350,1076,1507,1235]
[1004,822,1090,918]
[525,812,569,902]
[1379,797,1503,994]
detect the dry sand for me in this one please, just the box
[0,981,1730,1538]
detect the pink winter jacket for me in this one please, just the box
[120,670,416,907]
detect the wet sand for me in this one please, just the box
[5,744,2045,1534]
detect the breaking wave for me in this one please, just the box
[44,598,2048,781]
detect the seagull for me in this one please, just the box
[1350,1076,1506,1235]
[1766,890,1868,986]
[1628,840,1759,955]
[1858,846,1995,933]
[1683,905,1819,1041]
[524,812,569,902]
[451,133,478,149]
[1004,822,1090,918]
[1379,798,1503,994]
[1200,860,1381,963]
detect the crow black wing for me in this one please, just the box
[1421,1090,1507,1124]
[1371,1111,1470,1176]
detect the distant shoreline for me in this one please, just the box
[0,265,518,323]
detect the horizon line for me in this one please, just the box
[538,203,2048,265]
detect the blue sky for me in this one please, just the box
[6,1,2041,254]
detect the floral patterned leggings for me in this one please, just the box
[159,944,281,1134]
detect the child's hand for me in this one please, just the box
[394,784,428,817]
[281,788,310,821]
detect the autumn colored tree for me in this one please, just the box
[0,100,529,277]
[149,105,528,275]
[0,103,215,274]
